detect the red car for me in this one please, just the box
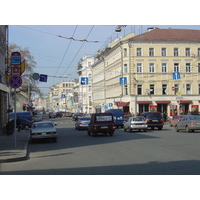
[169,115,186,127]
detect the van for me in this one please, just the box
[8,112,32,121]
[87,113,116,136]
[105,109,124,128]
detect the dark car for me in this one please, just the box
[87,113,117,136]
[73,113,83,121]
[49,112,56,118]
[141,112,164,130]
[11,118,33,130]
[56,112,63,117]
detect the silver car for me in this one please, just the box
[175,115,200,133]
[75,117,91,130]
[123,116,148,132]
[30,121,58,142]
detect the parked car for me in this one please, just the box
[30,121,58,143]
[33,114,43,122]
[65,112,72,117]
[49,112,56,118]
[87,113,116,136]
[75,117,91,130]
[123,116,147,132]
[73,113,83,121]
[56,112,63,117]
[11,118,33,130]
[105,109,124,128]
[169,115,187,127]
[141,112,164,130]
[175,115,200,133]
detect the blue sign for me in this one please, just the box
[108,103,113,107]
[119,77,127,85]
[172,72,180,80]
[61,94,66,98]
[39,74,48,82]
[104,105,108,109]
[11,56,21,65]
[81,77,88,85]
[9,75,22,88]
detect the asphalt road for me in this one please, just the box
[1,116,200,175]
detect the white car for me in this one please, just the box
[30,121,58,143]
[123,116,148,132]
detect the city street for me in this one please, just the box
[1,115,200,175]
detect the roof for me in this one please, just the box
[129,28,200,42]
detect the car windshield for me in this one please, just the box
[133,117,144,121]
[33,123,54,128]
[79,117,90,121]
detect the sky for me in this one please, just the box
[8,25,200,94]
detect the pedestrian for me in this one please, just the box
[16,116,21,132]
[163,112,167,122]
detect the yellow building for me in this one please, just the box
[92,28,200,117]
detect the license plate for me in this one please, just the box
[101,126,108,129]
[152,120,158,122]
[42,132,46,136]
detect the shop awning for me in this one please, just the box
[156,101,171,104]
[115,101,129,107]
[137,101,152,104]
[177,100,193,104]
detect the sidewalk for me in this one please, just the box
[0,130,30,163]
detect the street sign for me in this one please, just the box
[61,94,66,98]
[39,74,48,82]
[104,105,108,109]
[119,77,127,85]
[108,103,113,107]
[81,77,88,85]
[11,66,21,75]
[9,75,22,88]
[172,72,180,80]
[32,73,40,80]
[172,86,175,91]
[11,52,21,65]
[176,91,181,96]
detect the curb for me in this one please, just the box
[0,139,30,164]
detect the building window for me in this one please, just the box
[162,63,167,73]
[162,84,167,95]
[124,48,127,57]
[137,63,142,73]
[174,48,179,56]
[174,84,179,95]
[150,84,154,95]
[186,84,191,94]
[198,63,200,73]
[149,63,155,73]
[124,64,128,73]
[137,85,142,95]
[161,48,166,56]
[88,62,91,67]
[198,48,200,56]
[185,48,191,56]
[174,63,179,72]
[137,48,142,56]
[124,85,128,95]
[149,48,154,56]
[198,84,200,94]
[186,63,191,73]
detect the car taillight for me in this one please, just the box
[37,133,41,135]
[113,126,117,129]
[47,132,51,134]
[146,119,150,122]
[79,121,82,124]
[160,119,164,123]
[53,132,57,134]
[31,133,35,135]
[190,121,195,125]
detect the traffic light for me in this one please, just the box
[179,100,182,107]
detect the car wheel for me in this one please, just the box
[128,127,132,132]
[186,126,190,133]
[143,129,147,132]
[109,131,114,136]
[175,125,179,132]
[158,126,163,130]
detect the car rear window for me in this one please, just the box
[80,117,90,120]
[147,113,162,118]
[33,123,54,128]
[133,117,144,121]
[96,116,112,121]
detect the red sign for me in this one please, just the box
[11,66,20,75]
[172,87,175,91]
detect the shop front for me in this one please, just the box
[137,101,152,114]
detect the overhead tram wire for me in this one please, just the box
[53,25,78,78]
[61,25,95,77]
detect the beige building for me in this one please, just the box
[92,28,200,117]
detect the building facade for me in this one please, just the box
[0,25,9,135]
[77,55,95,113]
[92,28,200,117]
